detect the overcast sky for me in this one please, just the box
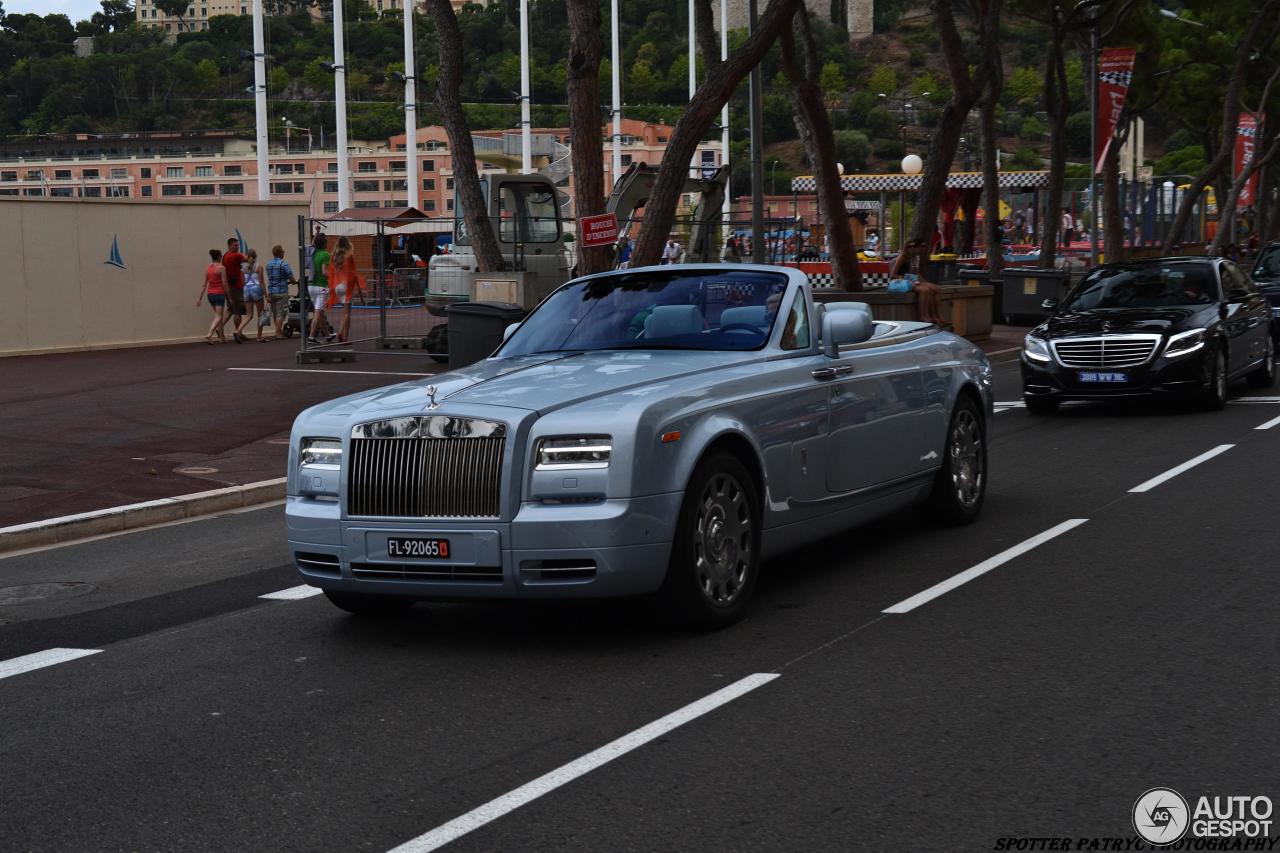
[8,0,102,23]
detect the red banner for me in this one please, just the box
[1235,112,1262,207]
[579,212,619,248]
[1094,47,1137,175]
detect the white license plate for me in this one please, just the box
[1078,371,1128,383]
[387,537,451,559]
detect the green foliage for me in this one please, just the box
[867,64,897,97]
[832,130,871,171]
[1007,147,1041,169]
[820,61,846,95]
[1005,67,1041,110]
[1154,145,1207,178]
[1064,111,1091,159]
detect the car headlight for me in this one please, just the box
[536,436,611,470]
[300,437,342,469]
[1164,329,1206,360]
[1023,334,1052,363]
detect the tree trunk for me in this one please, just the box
[630,0,803,267]
[694,0,720,70]
[779,7,861,290]
[976,0,1004,279]
[1213,132,1280,252]
[1103,140,1123,262]
[906,0,983,249]
[565,0,609,276]
[1164,2,1276,253]
[1038,29,1068,268]
[425,0,505,272]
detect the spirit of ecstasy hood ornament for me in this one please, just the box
[425,384,440,410]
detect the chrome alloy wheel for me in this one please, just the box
[693,472,752,605]
[948,407,985,508]
[1215,350,1228,401]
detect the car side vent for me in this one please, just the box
[520,560,597,583]
[295,552,341,577]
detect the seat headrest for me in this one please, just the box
[720,305,768,327]
[645,304,703,339]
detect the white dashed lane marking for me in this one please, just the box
[259,585,324,601]
[0,648,102,681]
[1128,444,1234,493]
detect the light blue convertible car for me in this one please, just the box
[287,265,993,627]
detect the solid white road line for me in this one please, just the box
[1256,413,1280,430]
[882,519,1089,615]
[259,585,324,601]
[1129,444,1234,493]
[0,648,102,681]
[386,673,782,853]
[227,367,434,377]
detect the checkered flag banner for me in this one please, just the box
[1098,70,1132,87]
[790,171,1049,193]
[1236,111,1263,206]
[1095,47,1137,175]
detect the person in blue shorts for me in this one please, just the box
[888,238,946,325]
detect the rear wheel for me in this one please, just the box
[324,590,415,616]
[659,453,761,630]
[1023,396,1060,415]
[1247,334,1275,387]
[1201,347,1229,410]
[922,396,987,525]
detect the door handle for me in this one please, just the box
[812,365,854,381]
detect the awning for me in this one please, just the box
[791,170,1051,192]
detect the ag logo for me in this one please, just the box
[1133,787,1190,844]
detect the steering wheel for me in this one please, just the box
[720,322,766,335]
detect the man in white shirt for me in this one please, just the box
[662,239,681,264]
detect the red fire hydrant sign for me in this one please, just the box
[579,213,619,248]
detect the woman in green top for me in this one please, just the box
[308,232,331,342]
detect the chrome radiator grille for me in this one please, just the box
[1052,335,1160,368]
[348,416,506,518]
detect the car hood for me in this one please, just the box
[302,349,765,422]
[1043,308,1209,338]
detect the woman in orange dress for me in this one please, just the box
[326,236,365,343]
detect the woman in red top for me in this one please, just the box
[326,236,364,343]
[197,248,230,344]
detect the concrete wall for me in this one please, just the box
[0,198,308,357]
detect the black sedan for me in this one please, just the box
[1251,241,1280,343]
[1021,257,1274,413]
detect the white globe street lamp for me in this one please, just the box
[901,154,923,175]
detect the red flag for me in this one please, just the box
[1235,112,1262,207]
[1094,48,1137,175]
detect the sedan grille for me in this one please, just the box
[348,416,506,518]
[1052,335,1160,368]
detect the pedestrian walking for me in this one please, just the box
[308,232,331,343]
[238,248,268,342]
[326,235,365,344]
[221,237,248,343]
[1060,208,1075,247]
[265,245,296,340]
[197,249,229,344]
[616,235,632,269]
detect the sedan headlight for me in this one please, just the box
[1023,334,1052,363]
[300,437,342,468]
[1164,329,1206,360]
[536,436,611,470]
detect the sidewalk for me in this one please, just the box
[0,339,440,528]
[0,323,1031,531]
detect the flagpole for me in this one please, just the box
[720,0,730,242]
[333,0,351,212]
[610,0,622,188]
[403,0,418,210]
[519,0,532,174]
[252,0,269,202]
[1089,21,1099,266]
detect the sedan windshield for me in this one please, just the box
[1062,263,1221,311]
[1253,246,1280,279]
[499,269,790,355]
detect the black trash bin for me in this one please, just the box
[958,267,1002,326]
[446,301,528,370]
[998,268,1072,325]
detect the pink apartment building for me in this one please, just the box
[0,118,724,223]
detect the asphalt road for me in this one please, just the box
[2,359,1277,852]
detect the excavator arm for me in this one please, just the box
[604,162,731,262]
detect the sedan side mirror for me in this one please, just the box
[1041,297,1059,313]
[822,309,874,357]
[502,322,520,342]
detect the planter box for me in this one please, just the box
[815,285,994,341]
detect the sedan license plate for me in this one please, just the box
[387,537,451,559]
[1078,371,1128,383]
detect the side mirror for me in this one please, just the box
[502,322,520,342]
[1041,297,1059,313]
[822,309,874,357]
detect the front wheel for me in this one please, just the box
[324,590,415,617]
[922,396,987,525]
[659,453,761,630]
[1201,347,1229,410]
[1248,334,1275,387]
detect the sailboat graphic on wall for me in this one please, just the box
[105,235,126,269]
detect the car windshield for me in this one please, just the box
[498,269,790,356]
[1253,246,1280,278]
[1062,263,1221,311]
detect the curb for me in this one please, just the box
[0,478,286,555]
